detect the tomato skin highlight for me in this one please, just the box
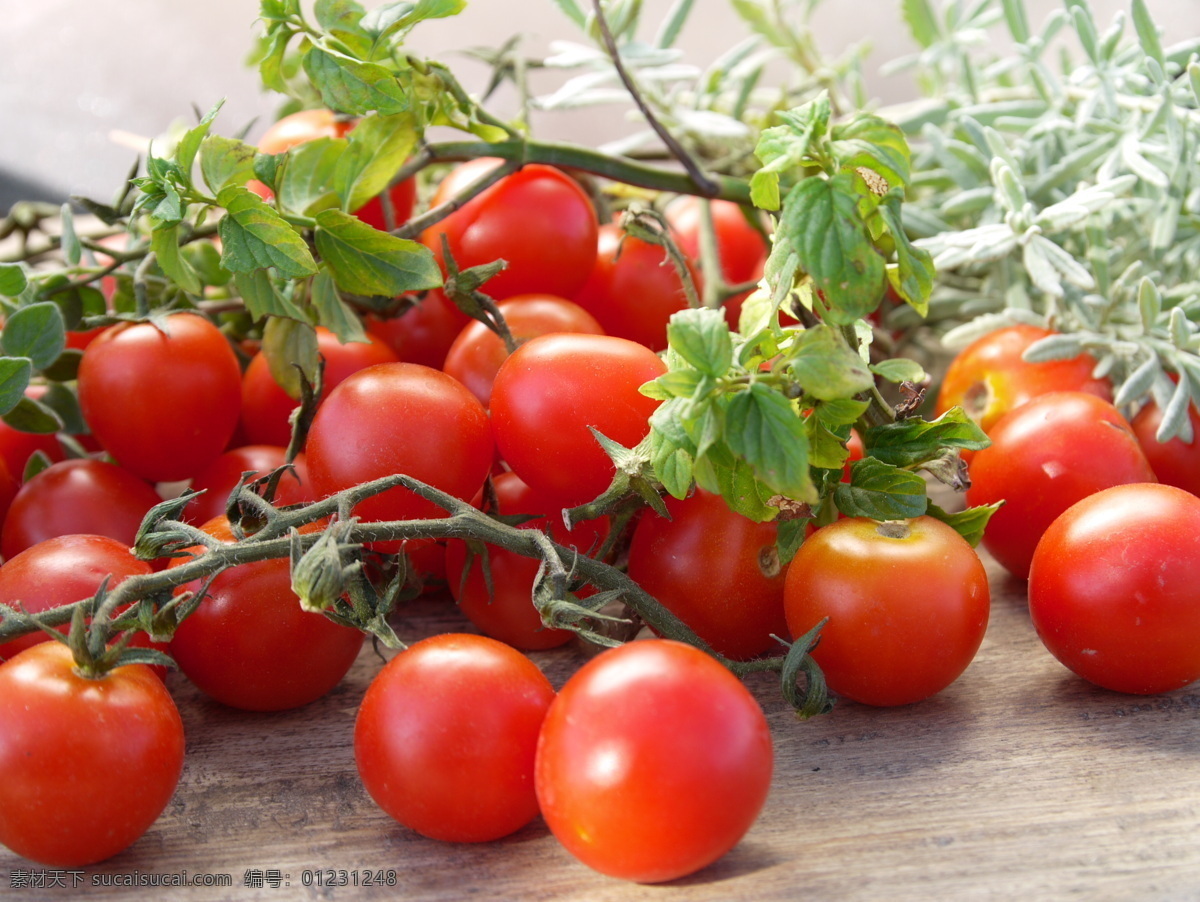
[535,639,773,883]
[784,516,990,707]
[1028,483,1200,695]
[354,633,556,842]
[0,642,185,867]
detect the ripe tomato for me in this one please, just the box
[965,391,1157,579]
[250,109,417,230]
[1,459,162,561]
[421,159,599,301]
[1130,397,1200,496]
[0,641,184,866]
[0,392,65,480]
[239,326,399,447]
[354,633,556,842]
[442,294,604,406]
[305,363,494,550]
[535,639,773,883]
[183,445,313,526]
[935,324,1113,435]
[489,333,667,508]
[1029,483,1200,694]
[78,313,243,483]
[444,472,608,650]
[626,489,787,660]
[365,289,471,370]
[572,223,696,351]
[784,516,990,706]
[168,516,363,711]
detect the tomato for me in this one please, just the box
[783,516,989,706]
[183,445,314,526]
[422,159,599,301]
[965,391,1157,579]
[442,294,604,406]
[0,455,17,526]
[1,459,162,561]
[250,109,417,230]
[0,391,65,480]
[489,333,667,508]
[354,633,555,842]
[935,324,1113,435]
[168,516,364,711]
[1130,396,1200,496]
[365,289,472,370]
[78,312,243,483]
[1028,483,1200,694]
[535,639,772,883]
[572,223,696,351]
[626,489,787,660]
[0,641,184,866]
[239,326,399,447]
[444,472,608,650]
[305,363,494,550]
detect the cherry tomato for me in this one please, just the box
[1,459,162,561]
[0,391,65,480]
[183,445,314,526]
[354,633,556,842]
[239,326,399,447]
[784,516,990,706]
[442,294,604,406]
[489,333,667,508]
[1130,396,1200,496]
[305,363,494,550]
[365,289,471,370]
[1028,483,1200,694]
[535,639,773,883]
[965,391,1157,579]
[78,312,243,483]
[422,159,599,301]
[627,489,787,660]
[0,641,184,866]
[572,223,696,351]
[935,324,1113,435]
[168,516,364,711]
[444,472,608,650]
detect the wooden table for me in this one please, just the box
[2,545,1199,901]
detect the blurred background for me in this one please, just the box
[1,0,1195,210]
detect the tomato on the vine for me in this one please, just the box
[535,639,773,883]
[183,445,314,526]
[784,516,990,706]
[364,289,472,371]
[354,633,556,842]
[1028,483,1200,694]
[0,641,185,866]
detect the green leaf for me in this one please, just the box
[315,0,367,34]
[335,112,418,212]
[902,0,941,47]
[177,100,225,178]
[314,209,441,296]
[649,430,694,499]
[303,46,410,116]
[751,94,831,211]
[182,240,232,288]
[217,185,318,278]
[865,408,989,469]
[257,27,291,95]
[2,303,65,370]
[277,138,345,215]
[926,501,1002,548]
[363,0,466,44]
[200,135,259,195]
[1000,0,1030,43]
[666,308,733,378]
[878,194,933,316]
[150,225,203,296]
[40,348,83,383]
[39,382,88,435]
[311,269,369,343]
[2,393,62,434]
[545,0,586,28]
[1131,0,1164,68]
[786,324,874,400]
[0,358,32,416]
[871,357,926,384]
[811,397,869,427]
[0,263,28,298]
[830,113,912,189]
[724,383,814,502]
[233,270,309,323]
[643,367,706,400]
[262,315,320,399]
[834,458,927,520]
[60,204,81,267]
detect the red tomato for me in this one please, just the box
[444,472,608,650]
[78,313,243,483]
[490,333,667,508]
[1029,483,1200,694]
[572,223,696,351]
[1130,397,1200,496]
[168,516,363,711]
[784,516,990,706]
[239,326,399,447]
[0,641,184,866]
[183,445,314,526]
[364,289,471,370]
[421,159,599,301]
[626,489,787,660]
[0,390,64,480]
[1,459,162,561]
[0,455,16,526]
[935,324,1113,435]
[442,294,604,406]
[965,391,1157,579]
[250,109,417,230]
[354,633,556,842]
[535,639,773,883]
[305,363,494,550]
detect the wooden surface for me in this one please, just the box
[3,547,1200,902]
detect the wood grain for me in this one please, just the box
[3,549,1199,902]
